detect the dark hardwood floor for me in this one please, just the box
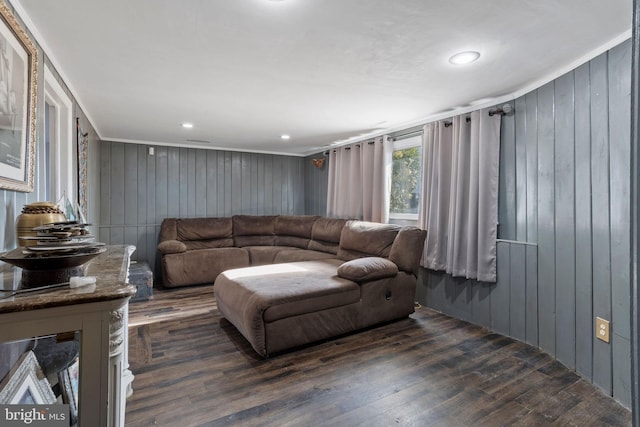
[125,285,631,426]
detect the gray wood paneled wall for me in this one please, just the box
[304,152,328,216]
[98,142,306,271]
[418,40,632,407]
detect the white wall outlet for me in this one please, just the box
[596,317,610,343]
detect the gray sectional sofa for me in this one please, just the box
[157,215,426,356]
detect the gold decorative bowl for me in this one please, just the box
[16,202,67,247]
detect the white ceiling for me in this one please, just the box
[15,0,632,156]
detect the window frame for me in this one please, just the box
[388,134,422,222]
[44,65,74,204]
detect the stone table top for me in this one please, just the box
[0,245,137,314]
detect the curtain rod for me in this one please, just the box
[325,140,376,154]
[488,103,514,116]
[329,103,513,148]
[443,117,472,127]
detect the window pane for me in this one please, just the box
[390,146,422,215]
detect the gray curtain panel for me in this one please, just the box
[418,108,501,282]
[326,136,391,222]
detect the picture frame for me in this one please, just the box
[76,118,88,220]
[0,350,56,404]
[58,357,78,425]
[0,0,37,192]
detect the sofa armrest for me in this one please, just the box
[337,257,398,282]
[157,240,187,255]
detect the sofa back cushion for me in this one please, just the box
[159,218,178,241]
[388,227,427,275]
[308,218,347,254]
[337,221,400,260]
[233,215,276,246]
[274,215,319,248]
[176,217,233,241]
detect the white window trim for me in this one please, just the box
[389,134,422,221]
[44,65,74,205]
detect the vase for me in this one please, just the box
[16,202,67,247]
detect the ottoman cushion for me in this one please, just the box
[214,259,360,355]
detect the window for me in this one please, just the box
[44,65,73,205]
[389,135,422,222]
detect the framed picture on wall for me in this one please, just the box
[0,0,37,192]
[76,118,88,220]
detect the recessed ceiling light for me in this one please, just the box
[448,51,480,65]
[181,123,194,129]
[281,134,291,140]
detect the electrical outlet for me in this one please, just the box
[596,317,610,343]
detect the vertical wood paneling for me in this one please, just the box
[574,62,593,379]
[499,112,517,240]
[492,242,511,336]
[525,92,539,243]
[273,156,283,214]
[264,155,273,213]
[195,150,207,216]
[137,146,148,226]
[217,153,225,217]
[155,147,168,222]
[590,52,613,394]
[223,152,232,216]
[100,142,111,226]
[110,143,125,225]
[124,144,138,226]
[99,142,306,266]
[537,81,557,356]
[167,148,179,219]
[472,282,493,328]
[251,153,259,214]
[179,147,189,217]
[514,97,528,241]
[608,40,632,407]
[241,153,251,214]
[231,152,242,213]
[525,244,538,346]
[554,71,576,369]
[255,156,264,215]
[146,147,156,226]
[187,149,197,217]
[135,224,147,263]
[509,243,527,342]
[206,150,217,216]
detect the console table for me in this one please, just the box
[0,245,136,427]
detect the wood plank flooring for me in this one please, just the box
[126,285,631,426]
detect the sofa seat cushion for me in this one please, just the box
[215,259,359,323]
[274,249,339,263]
[162,247,249,287]
[184,239,234,251]
[244,246,293,265]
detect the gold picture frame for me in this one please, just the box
[0,0,37,192]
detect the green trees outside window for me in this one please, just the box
[390,146,422,215]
